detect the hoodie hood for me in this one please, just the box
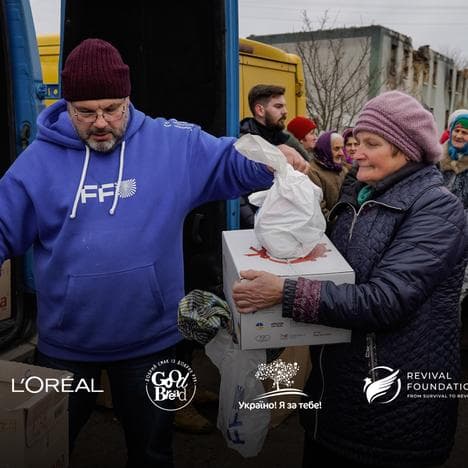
[36,98,145,149]
[36,99,146,218]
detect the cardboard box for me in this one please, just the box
[222,229,355,350]
[0,260,11,321]
[0,360,71,468]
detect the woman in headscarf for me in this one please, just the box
[342,127,358,166]
[440,109,468,207]
[439,109,468,313]
[308,131,347,217]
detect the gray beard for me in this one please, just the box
[87,137,119,153]
[80,111,129,153]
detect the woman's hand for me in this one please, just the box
[232,269,285,313]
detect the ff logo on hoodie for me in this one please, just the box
[80,178,137,204]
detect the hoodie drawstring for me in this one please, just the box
[69,141,126,219]
[109,140,126,215]
[70,145,91,219]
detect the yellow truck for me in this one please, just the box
[238,37,306,119]
[37,35,306,119]
[37,35,60,106]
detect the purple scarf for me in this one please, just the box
[313,131,343,172]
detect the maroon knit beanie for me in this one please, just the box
[354,91,441,163]
[287,116,317,141]
[61,38,131,101]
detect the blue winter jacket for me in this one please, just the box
[0,100,272,361]
[284,163,466,467]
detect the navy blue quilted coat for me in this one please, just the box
[294,164,466,467]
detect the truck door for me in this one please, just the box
[61,0,234,295]
[0,0,44,352]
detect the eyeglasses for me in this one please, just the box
[72,101,126,123]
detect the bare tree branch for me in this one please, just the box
[439,47,468,69]
[296,11,384,131]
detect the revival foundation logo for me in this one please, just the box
[363,366,402,404]
[363,366,468,402]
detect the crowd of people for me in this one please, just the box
[2,37,466,468]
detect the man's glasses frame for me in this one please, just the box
[72,101,127,123]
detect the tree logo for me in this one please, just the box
[253,359,307,400]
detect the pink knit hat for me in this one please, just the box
[61,38,131,101]
[354,91,441,163]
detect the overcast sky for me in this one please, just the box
[30,0,468,62]
[239,0,468,62]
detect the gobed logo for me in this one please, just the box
[145,359,197,411]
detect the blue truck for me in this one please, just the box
[0,0,44,353]
[0,0,242,353]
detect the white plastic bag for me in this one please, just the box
[205,328,270,457]
[235,134,326,259]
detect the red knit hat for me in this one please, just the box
[287,116,317,141]
[61,38,131,102]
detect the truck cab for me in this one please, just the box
[0,0,44,357]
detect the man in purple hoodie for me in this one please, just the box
[0,39,307,467]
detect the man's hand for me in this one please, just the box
[232,270,285,314]
[277,144,310,174]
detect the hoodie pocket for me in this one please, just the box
[58,264,167,352]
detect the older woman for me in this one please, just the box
[440,109,468,209]
[308,131,347,217]
[440,109,468,317]
[232,91,466,468]
[287,116,318,153]
[342,127,358,165]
